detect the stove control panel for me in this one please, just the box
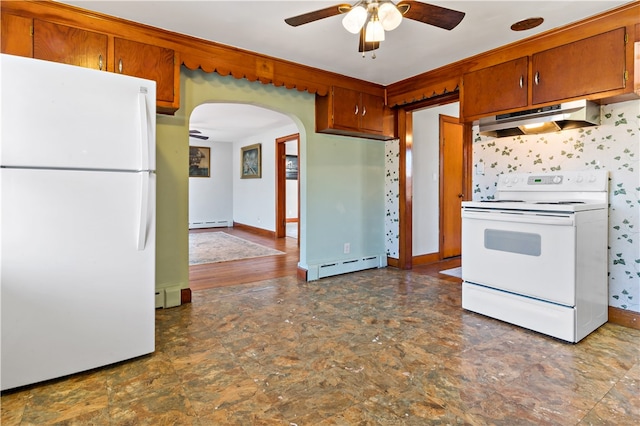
[527,175,563,185]
[498,170,608,192]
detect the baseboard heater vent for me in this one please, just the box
[307,254,387,281]
[189,220,231,229]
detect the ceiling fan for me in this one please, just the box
[285,0,465,53]
[189,129,209,140]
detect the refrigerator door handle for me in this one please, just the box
[137,171,150,250]
[138,91,150,171]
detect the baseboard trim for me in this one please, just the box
[232,221,275,238]
[297,266,307,281]
[413,253,441,265]
[608,306,640,330]
[387,257,399,268]
[285,218,298,223]
[181,288,192,304]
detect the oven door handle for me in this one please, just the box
[462,210,575,226]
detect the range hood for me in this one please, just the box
[478,99,601,138]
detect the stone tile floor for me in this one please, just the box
[2,268,639,425]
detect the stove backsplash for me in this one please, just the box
[472,100,640,313]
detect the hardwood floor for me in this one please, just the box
[189,227,300,291]
[189,227,461,291]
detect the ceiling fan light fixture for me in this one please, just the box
[365,12,385,42]
[342,5,367,34]
[378,2,402,31]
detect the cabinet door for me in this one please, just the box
[360,92,384,133]
[33,19,107,71]
[462,57,528,119]
[114,38,175,104]
[332,86,362,131]
[1,13,33,57]
[532,28,626,104]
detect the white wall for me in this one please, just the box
[188,140,233,228]
[411,102,459,255]
[233,123,299,231]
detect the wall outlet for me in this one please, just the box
[343,243,350,254]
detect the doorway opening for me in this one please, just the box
[187,102,301,290]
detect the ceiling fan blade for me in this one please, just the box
[358,28,380,53]
[398,1,465,30]
[190,133,209,140]
[189,129,202,134]
[285,4,351,27]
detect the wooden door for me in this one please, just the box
[114,38,175,103]
[332,86,361,131]
[532,28,626,104]
[1,13,33,57]
[33,19,107,70]
[440,115,464,259]
[462,56,528,119]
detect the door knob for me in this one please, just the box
[458,193,464,198]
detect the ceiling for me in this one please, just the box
[57,1,630,141]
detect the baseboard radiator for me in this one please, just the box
[307,254,387,281]
[189,219,232,229]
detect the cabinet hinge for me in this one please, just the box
[624,70,628,81]
[624,33,628,44]
[30,25,34,37]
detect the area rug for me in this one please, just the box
[439,266,462,278]
[189,231,284,265]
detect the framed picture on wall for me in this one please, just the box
[189,146,210,177]
[241,143,261,179]
[286,155,298,180]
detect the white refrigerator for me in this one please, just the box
[0,54,156,391]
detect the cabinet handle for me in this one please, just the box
[519,75,523,88]
[99,54,103,71]
[118,59,123,73]
[362,106,367,116]
[354,105,359,115]
[534,71,540,85]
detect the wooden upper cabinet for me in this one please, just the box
[1,13,33,57]
[317,86,392,140]
[462,57,529,119]
[360,92,385,134]
[114,38,177,111]
[332,86,362,131]
[33,19,107,71]
[532,28,626,104]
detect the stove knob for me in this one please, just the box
[588,174,597,183]
[511,177,518,184]
[553,176,562,184]
[502,176,510,184]
[576,175,584,183]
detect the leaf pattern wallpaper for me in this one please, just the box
[385,100,640,313]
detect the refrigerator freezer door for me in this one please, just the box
[0,54,155,171]
[1,168,155,390]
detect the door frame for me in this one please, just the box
[395,95,472,268]
[275,133,300,243]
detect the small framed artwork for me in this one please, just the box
[285,155,298,180]
[189,146,210,177]
[241,143,262,179]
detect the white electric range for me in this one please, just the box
[461,170,609,342]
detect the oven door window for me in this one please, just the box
[462,211,576,306]
[484,229,541,256]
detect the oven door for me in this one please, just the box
[462,208,576,306]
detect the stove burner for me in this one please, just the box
[535,201,585,205]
